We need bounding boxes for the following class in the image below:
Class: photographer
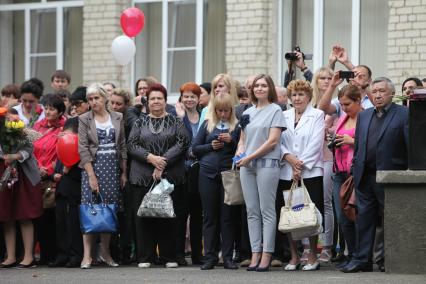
[283,47,313,88]
[319,45,374,116]
[329,84,363,269]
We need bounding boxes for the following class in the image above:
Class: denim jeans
[332,172,356,257]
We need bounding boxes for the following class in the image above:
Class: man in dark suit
[341,77,409,273]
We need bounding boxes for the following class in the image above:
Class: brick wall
[225,0,277,84]
[82,0,132,88]
[388,0,426,90]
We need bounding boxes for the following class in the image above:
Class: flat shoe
[138,262,151,268]
[80,262,91,269]
[0,262,17,268]
[284,262,301,271]
[15,261,36,269]
[302,261,320,271]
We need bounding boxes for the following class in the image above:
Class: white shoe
[302,261,320,271]
[138,262,151,268]
[165,262,178,268]
[284,262,301,271]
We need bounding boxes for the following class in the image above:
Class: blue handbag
[79,191,118,234]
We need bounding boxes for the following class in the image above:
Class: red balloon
[120,7,145,37]
[56,133,80,167]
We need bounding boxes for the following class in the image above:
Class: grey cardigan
[78,110,127,169]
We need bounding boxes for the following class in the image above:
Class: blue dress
[81,128,121,208]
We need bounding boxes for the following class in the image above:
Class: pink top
[323,114,338,162]
[334,115,355,174]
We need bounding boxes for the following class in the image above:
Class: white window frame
[0,1,83,80]
[277,0,361,84]
[133,0,203,94]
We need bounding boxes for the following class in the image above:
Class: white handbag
[278,179,319,234]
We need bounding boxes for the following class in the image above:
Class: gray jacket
[78,110,127,169]
[0,141,41,186]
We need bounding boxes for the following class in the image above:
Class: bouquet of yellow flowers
[0,107,28,191]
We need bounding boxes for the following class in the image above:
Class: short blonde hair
[206,94,238,133]
[86,83,108,100]
[286,80,313,101]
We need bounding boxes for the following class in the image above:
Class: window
[0,1,83,92]
[134,0,225,98]
[277,0,388,83]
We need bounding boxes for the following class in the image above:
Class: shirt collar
[374,102,392,117]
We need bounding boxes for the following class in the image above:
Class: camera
[327,134,341,150]
[339,70,355,80]
[285,46,313,61]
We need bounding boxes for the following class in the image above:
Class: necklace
[148,116,165,134]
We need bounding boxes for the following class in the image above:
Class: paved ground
[1,265,425,284]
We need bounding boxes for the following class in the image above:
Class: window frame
[0,1,84,80]
[276,0,361,85]
[133,0,204,95]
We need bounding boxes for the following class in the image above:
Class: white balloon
[111,35,136,66]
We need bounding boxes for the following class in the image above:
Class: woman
[327,75,363,269]
[33,94,66,265]
[192,94,241,270]
[78,83,127,269]
[110,88,132,114]
[134,77,157,110]
[13,79,45,127]
[127,83,190,269]
[279,79,325,271]
[236,74,286,272]
[198,74,238,129]
[174,82,203,266]
[198,82,211,110]
[0,108,43,268]
[302,67,336,264]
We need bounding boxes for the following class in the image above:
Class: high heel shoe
[80,262,91,269]
[284,262,301,271]
[256,261,271,272]
[246,261,260,271]
[99,255,119,267]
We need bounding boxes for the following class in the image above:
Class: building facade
[0,0,424,97]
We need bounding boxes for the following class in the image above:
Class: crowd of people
[0,45,412,273]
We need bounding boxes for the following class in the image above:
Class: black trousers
[110,184,134,262]
[198,170,240,263]
[130,184,183,264]
[55,196,83,264]
[35,208,57,263]
[353,174,384,264]
[238,205,252,260]
[175,165,202,262]
[274,185,291,261]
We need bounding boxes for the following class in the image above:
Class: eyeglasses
[71,100,85,107]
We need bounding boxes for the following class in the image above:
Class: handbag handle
[148,180,158,193]
[89,190,107,206]
[231,162,237,171]
[285,179,312,207]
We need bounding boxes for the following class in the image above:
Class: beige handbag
[221,164,244,205]
[278,179,318,234]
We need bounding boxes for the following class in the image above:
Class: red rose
[0,107,7,117]
[35,105,43,115]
